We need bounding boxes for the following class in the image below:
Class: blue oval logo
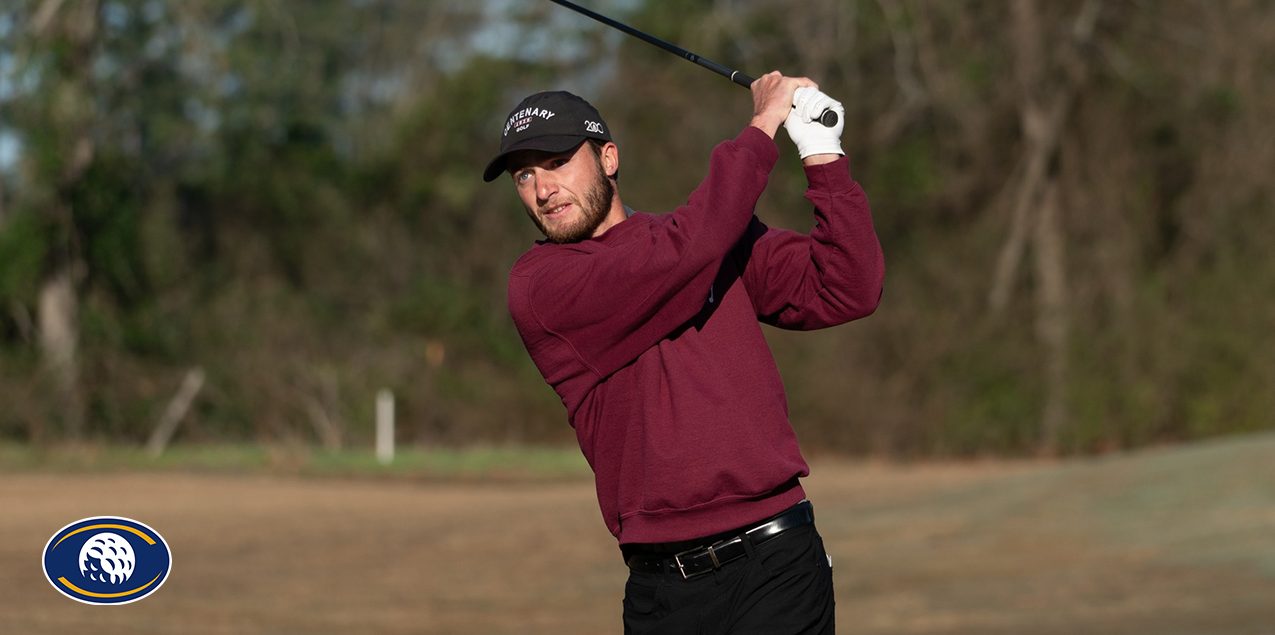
[42,516,172,605]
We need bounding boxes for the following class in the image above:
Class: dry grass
[2,433,1273,634]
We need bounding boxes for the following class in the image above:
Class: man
[483,72,884,634]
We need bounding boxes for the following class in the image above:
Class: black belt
[624,501,814,579]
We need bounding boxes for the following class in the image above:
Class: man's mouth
[542,203,571,219]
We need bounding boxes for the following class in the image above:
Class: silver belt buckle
[673,543,723,580]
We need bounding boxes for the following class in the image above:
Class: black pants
[621,522,835,634]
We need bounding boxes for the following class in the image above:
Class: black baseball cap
[482,90,612,182]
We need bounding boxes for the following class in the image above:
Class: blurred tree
[988,0,1103,454]
[23,0,102,441]
[0,0,1271,455]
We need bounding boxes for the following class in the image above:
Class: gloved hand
[783,87,846,159]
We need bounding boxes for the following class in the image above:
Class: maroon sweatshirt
[507,126,884,545]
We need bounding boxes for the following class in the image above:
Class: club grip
[790,106,840,128]
[736,71,838,127]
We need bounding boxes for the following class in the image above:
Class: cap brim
[482,135,590,182]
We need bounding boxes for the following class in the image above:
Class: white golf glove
[783,87,845,159]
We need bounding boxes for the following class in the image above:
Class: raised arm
[509,73,844,382]
[736,158,884,330]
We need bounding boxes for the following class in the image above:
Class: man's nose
[536,171,560,202]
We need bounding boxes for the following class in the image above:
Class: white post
[375,389,394,465]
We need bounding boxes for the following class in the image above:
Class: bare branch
[989,0,1105,313]
[871,0,929,144]
[148,368,207,457]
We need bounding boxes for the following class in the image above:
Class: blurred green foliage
[0,0,1272,456]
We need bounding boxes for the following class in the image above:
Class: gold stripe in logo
[53,524,156,550]
[58,573,163,598]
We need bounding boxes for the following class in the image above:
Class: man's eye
[517,172,531,183]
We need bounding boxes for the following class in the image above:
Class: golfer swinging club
[484,71,884,633]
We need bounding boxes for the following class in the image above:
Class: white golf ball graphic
[79,533,136,584]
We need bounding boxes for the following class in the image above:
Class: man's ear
[602,142,619,178]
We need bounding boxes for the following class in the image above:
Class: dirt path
[3,436,1274,634]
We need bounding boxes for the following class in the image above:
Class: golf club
[546,0,839,128]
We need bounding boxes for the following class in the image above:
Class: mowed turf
[2,434,1273,634]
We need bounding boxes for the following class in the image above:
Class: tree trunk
[1033,182,1068,453]
[996,0,1100,453]
[38,268,84,439]
[31,0,100,442]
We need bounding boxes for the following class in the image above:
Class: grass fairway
[2,434,1273,634]
[814,432,1275,634]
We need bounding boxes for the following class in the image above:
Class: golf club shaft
[546,0,838,127]
[547,0,754,88]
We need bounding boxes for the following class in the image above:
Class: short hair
[586,138,619,183]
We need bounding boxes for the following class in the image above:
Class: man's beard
[533,154,615,244]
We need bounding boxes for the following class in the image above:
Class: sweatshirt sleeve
[520,126,780,380]
[735,156,884,330]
